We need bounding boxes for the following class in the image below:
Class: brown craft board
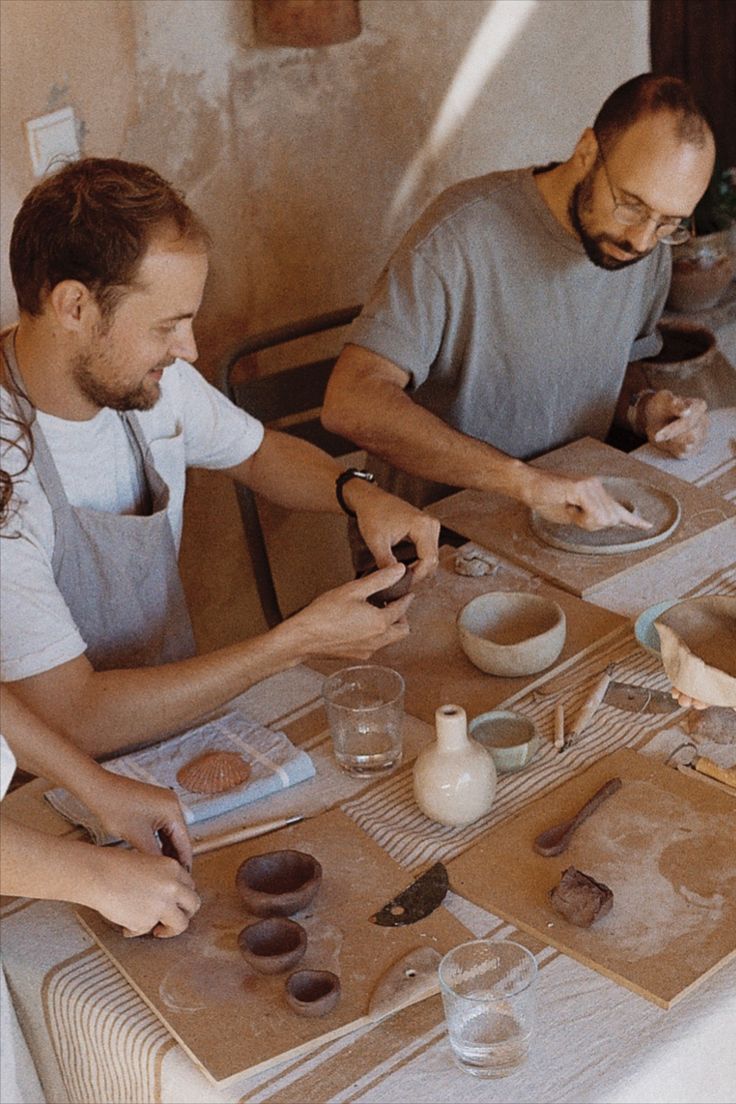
[78,808,471,1087]
[429,437,736,599]
[311,546,626,726]
[447,748,736,1008]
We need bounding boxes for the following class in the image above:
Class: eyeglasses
[596,145,692,245]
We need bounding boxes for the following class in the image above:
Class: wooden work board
[447,748,736,1008]
[78,808,471,1087]
[429,437,736,599]
[311,547,626,727]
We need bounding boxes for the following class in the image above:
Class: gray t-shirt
[348,167,671,506]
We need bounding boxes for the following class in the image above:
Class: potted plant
[667,163,736,312]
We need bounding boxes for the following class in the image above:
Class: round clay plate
[530,477,681,555]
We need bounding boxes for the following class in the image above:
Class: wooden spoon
[533,777,622,856]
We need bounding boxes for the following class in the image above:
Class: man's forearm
[322,346,532,502]
[8,620,312,757]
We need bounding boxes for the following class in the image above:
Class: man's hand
[91,773,193,871]
[640,390,709,458]
[284,565,414,660]
[85,847,201,938]
[343,483,440,582]
[524,469,652,531]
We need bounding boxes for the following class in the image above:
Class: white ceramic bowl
[457,592,566,677]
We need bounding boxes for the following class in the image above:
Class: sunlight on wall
[388,0,538,227]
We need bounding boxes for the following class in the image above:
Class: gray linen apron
[2,331,196,669]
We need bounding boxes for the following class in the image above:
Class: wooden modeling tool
[533,777,622,856]
[192,815,304,856]
[666,742,736,796]
[553,701,566,750]
[565,666,613,745]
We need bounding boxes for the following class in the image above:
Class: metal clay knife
[603,680,679,715]
[370,861,449,926]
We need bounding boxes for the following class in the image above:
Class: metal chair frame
[218,304,362,628]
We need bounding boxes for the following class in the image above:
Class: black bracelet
[335,468,376,517]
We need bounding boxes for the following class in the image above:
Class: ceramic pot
[667,229,735,312]
[285,970,341,1017]
[236,850,322,916]
[457,592,566,676]
[413,704,497,827]
[639,320,736,408]
[237,917,308,974]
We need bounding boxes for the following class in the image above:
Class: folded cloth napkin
[44,708,315,844]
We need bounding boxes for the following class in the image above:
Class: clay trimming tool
[665,742,736,794]
[369,862,449,926]
[192,814,305,855]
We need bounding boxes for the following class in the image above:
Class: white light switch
[25,106,81,177]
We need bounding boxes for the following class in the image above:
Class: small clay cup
[236,849,322,916]
[237,917,307,974]
[285,969,341,1017]
[366,564,414,608]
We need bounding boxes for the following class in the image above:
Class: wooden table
[2,418,735,1104]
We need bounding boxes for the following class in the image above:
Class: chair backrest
[218,305,362,628]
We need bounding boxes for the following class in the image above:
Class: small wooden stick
[553,702,566,750]
[693,757,736,790]
[191,815,304,856]
[566,667,612,745]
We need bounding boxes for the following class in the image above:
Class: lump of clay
[176,750,251,794]
[549,866,613,927]
[655,596,736,709]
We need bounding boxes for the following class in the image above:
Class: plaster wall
[0,0,651,647]
[2,0,650,362]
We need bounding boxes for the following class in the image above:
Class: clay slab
[447,748,736,1008]
[430,437,736,599]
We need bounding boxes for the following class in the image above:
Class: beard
[568,170,654,271]
[71,331,168,412]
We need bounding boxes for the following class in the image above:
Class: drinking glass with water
[322,665,404,776]
[439,939,537,1078]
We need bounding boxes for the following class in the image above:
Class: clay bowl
[237,917,307,975]
[469,710,541,774]
[236,849,322,917]
[457,592,566,677]
[285,969,341,1017]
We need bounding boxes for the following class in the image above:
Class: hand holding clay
[91,772,193,871]
[643,390,709,459]
[283,565,414,661]
[525,469,652,532]
[347,482,440,582]
[83,847,201,938]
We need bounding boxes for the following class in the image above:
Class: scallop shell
[176,750,251,795]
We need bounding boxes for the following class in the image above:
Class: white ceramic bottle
[413,704,497,827]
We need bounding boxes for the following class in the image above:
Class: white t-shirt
[0,360,263,682]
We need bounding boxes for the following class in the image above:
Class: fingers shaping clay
[549,866,613,927]
[655,596,736,709]
[530,477,680,555]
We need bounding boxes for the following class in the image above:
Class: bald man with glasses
[322,73,714,535]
